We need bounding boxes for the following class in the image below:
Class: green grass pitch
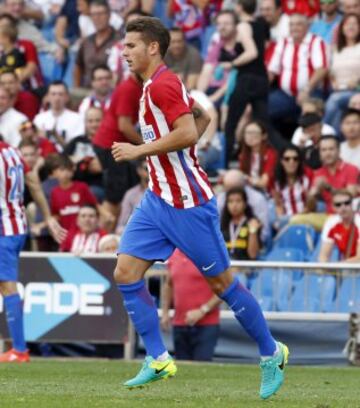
[0,360,359,408]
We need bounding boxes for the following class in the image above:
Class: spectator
[60,204,107,253]
[64,106,104,200]
[34,80,84,150]
[50,153,98,231]
[161,249,221,362]
[0,84,27,146]
[291,98,336,148]
[310,0,342,44]
[164,27,202,91]
[307,135,360,213]
[323,13,360,133]
[342,0,360,15]
[340,109,360,169]
[196,9,239,106]
[116,159,148,234]
[238,120,277,192]
[268,13,329,122]
[18,120,57,158]
[319,189,360,261]
[98,233,119,252]
[271,145,313,230]
[349,92,360,109]
[74,0,120,88]
[92,74,142,223]
[221,187,261,260]
[224,0,270,165]
[260,0,290,42]
[0,70,40,120]
[78,64,113,116]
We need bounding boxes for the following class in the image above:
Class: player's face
[77,208,98,233]
[227,193,246,218]
[123,32,152,75]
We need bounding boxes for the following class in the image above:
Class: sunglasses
[282,156,299,162]
[333,200,352,208]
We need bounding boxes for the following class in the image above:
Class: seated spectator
[0,84,27,146]
[319,189,360,262]
[310,0,342,44]
[340,109,360,169]
[78,64,113,115]
[161,249,221,362]
[19,120,57,158]
[268,13,329,122]
[64,106,104,200]
[217,169,270,243]
[291,98,336,147]
[0,70,40,120]
[34,80,84,150]
[238,120,277,192]
[307,135,360,213]
[74,0,120,88]
[50,153,98,231]
[271,145,313,230]
[98,233,119,253]
[116,158,148,234]
[324,13,360,133]
[60,204,107,254]
[164,27,202,91]
[221,186,261,260]
[349,92,360,110]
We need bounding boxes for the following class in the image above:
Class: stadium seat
[336,275,360,313]
[250,248,305,312]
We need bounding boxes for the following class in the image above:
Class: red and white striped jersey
[268,33,328,96]
[60,227,107,254]
[0,142,29,236]
[139,65,213,209]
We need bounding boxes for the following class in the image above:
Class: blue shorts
[0,234,27,281]
[119,190,230,277]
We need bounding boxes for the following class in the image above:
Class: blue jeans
[173,325,219,361]
[268,89,300,121]
[324,90,356,135]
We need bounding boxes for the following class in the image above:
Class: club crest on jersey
[141,124,156,144]
[71,193,80,203]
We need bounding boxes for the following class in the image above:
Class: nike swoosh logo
[202,262,216,272]
[278,358,285,370]
[155,362,170,375]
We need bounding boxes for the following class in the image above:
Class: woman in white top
[324,13,360,134]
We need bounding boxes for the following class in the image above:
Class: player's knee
[113,262,138,284]
[206,270,234,296]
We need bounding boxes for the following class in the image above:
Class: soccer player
[111,17,289,399]
[0,140,65,362]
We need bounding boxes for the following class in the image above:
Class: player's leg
[0,234,29,363]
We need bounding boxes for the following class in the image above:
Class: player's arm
[117,116,143,145]
[25,171,67,243]
[192,100,211,139]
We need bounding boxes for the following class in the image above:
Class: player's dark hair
[126,17,170,58]
[221,187,255,231]
[216,9,239,25]
[237,0,257,15]
[90,64,111,80]
[319,135,340,148]
[341,108,360,122]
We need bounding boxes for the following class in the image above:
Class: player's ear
[148,41,160,56]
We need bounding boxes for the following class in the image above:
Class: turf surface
[0,360,359,408]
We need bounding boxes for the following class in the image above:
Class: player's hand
[185,309,204,326]
[161,313,171,332]
[112,142,141,162]
[46,216,67,243]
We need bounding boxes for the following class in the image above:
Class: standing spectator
[164,28,202,91]
[238,121,277,193]
[272,145,313,230]
[307,136,360,212]
[116,159,148,234]
[268,13,329,122]
[60,204,107,253]
[92,75,142,223]
[310,0,342,44]
[0,85,27,146]
[221,187,261,260]
[340,109,360,169]
[323,13,360,133]
[0,70,40,120]
[78,65,113,116]
[224,0,270,165]
[319,189,360,262]
[74,0,120,88]
[18,120,57,158]
[34,80,84,150]
[161,249,221,362]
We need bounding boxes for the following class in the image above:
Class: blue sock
[220,280,276,356]
[118,280,167,359]
[4,294,26,352]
